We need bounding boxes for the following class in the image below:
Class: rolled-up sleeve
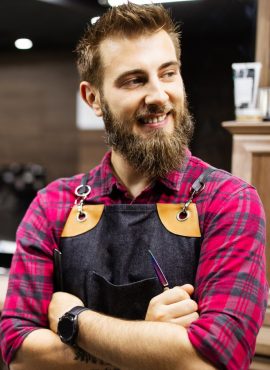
[188,185,268,369]
[0,185,66,365]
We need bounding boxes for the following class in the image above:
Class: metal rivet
[76,211,88,223]
[176,209,190,222]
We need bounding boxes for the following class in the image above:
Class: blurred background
[0,0,258,243]
[1,2,270,368]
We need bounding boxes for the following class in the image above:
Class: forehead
[99,30,178,80]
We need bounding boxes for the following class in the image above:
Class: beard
[101,97,194,179]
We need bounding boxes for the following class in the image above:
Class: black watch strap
[68,306,89,317]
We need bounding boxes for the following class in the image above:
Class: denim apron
[59,169,213,320]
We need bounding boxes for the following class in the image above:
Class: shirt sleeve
[0,192,58,365]
[187,183,269,370]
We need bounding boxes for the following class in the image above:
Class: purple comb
[148,249,169,290]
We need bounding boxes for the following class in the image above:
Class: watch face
[58,315,76,343]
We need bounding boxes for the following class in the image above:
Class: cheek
[172,90,185,113]
[115,100,140,122]
[172,78,185,102]
[108,86,143,113]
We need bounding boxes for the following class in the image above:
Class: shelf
[222,121,270,134]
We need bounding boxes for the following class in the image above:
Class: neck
[111,150,151,198]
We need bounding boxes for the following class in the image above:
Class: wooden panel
[0,275,8,311]
[251,356,270,370]
[230,134,270,183]
[264,304,270,327]
[256,0,270,87]
[255,326,270,356]
[252,153,270,280]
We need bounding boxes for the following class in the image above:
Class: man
[0,3,268,370]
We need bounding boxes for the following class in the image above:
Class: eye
[122,76,146,88]
[161,70,177,80]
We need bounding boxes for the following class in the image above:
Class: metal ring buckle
[76,211,88,223]
[176,209,190,222]
[75,184,91,197]
[190,182,205,196]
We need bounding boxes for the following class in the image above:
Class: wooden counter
[0,274,8,311]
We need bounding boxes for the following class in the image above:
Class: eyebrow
[114,60,180,86]
[159,61,180,70]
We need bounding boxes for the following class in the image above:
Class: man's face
[97,30,193,177]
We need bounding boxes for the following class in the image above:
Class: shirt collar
[97,149,191,196]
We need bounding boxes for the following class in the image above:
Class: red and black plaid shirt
[0,150,268,369]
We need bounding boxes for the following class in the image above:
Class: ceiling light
[91,16,100,24]
[14,38,33,50]
[108,0,199,5]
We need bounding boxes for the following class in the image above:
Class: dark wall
[0,52,78,182]
[168,0,257,171]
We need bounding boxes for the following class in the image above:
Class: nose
[144,79,169,106]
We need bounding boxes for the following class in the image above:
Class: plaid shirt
[0,150,268,369]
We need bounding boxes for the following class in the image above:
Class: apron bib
[59,169,213,320]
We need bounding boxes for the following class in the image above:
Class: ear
[80,81,102,117]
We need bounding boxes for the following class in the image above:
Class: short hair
[76,2,181,88]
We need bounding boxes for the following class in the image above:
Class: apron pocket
[85,271,162,320]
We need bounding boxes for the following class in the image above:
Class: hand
[145,284,199,328]
[48,291,84,333]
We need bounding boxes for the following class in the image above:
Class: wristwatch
[57,306,89,346]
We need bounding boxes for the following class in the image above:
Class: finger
[180,284,194,296]
[164,299,198,319]
[171,312,199,328]
[146,296,198,323]
[154,286,192,305]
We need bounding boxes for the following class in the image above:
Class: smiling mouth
[138,112,170,126]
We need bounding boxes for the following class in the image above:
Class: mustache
[136,104,174,119]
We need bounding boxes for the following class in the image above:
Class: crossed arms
[10,286,215,370]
